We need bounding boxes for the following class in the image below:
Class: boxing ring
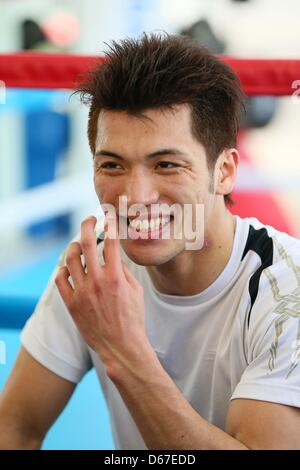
[1,52,300,330]
[0,51,300,450]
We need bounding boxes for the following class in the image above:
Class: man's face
[93,104,216,266]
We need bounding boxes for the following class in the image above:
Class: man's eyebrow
[94,150,126,160]
[94,148,188,160]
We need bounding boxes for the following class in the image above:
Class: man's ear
[214,149,240,196]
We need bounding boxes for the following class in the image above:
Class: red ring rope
[0,53,103,90]
[0,52,300,95]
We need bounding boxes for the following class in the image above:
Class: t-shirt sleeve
[20,241,93,384]
[231,260,300,408]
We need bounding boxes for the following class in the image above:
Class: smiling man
[1,34,300,450]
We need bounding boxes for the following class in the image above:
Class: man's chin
[120,239,183,266]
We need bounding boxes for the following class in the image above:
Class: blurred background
[0,0,300,449]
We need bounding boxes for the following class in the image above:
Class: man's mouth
[124,214,174,239]
[127,215,171,232]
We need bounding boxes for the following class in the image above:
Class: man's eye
[157,162,179,169]
[99,162,122,169]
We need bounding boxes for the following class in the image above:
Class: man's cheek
[94,185,110,203]
[97,184,120,203]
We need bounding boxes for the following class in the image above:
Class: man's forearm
[108,347,248,450]
[0,401,42,450]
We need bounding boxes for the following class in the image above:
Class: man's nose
[125,169,159,207]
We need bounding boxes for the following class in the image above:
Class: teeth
[129,217,170,232]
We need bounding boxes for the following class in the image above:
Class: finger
[80,216,102,278]
[121,259,138,286]
[55,266,74,306]
[65,241,85,287]
[103,212,124,278]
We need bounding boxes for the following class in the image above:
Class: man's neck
[146,208,237,297]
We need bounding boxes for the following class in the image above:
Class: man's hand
[55,214,149,376]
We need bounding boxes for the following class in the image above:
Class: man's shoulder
[239,215,300,265]
[235,216,300,328]
[238,217,300,338]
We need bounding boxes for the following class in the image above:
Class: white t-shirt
[21,215,300,450]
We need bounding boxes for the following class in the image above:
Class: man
[1,34,300,450]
